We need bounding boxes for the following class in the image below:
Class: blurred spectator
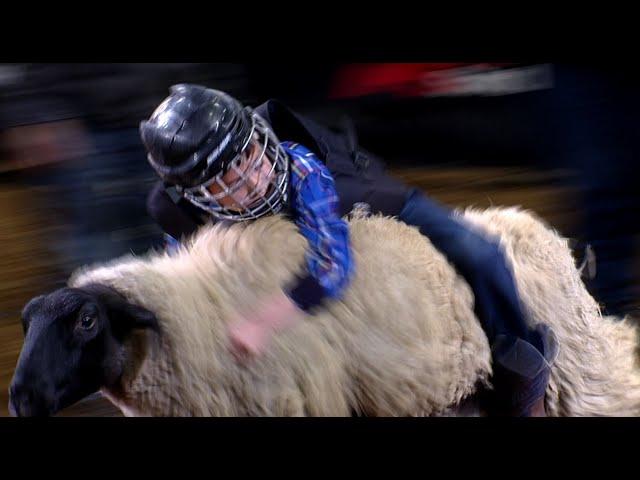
[0,63,250,271]
[546,65,640,317]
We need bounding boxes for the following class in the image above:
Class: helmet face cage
[178,110,290,222]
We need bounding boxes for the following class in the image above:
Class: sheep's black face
[9,284,158,417]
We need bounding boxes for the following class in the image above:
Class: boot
[488,324,559,417]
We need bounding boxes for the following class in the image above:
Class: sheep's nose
[9,379,51,417]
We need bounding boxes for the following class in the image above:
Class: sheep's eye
[80,315,96,330]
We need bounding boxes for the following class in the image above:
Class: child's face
[207,141,275,212]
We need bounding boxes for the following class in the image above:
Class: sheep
[10,208,640,416]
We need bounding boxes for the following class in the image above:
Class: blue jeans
[398,189,535,350]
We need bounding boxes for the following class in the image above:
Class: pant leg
[397,188,561,415]
[397,188,533,347]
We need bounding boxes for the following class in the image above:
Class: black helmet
[141,84,290,221]
[140,84,253,188]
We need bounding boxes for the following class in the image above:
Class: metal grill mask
[178,110,290,222]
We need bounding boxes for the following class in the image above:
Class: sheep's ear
[108,299,161,339]
[118,303,160,333]
[82,284,160,336]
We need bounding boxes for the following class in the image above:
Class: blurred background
[1,63,638,416]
